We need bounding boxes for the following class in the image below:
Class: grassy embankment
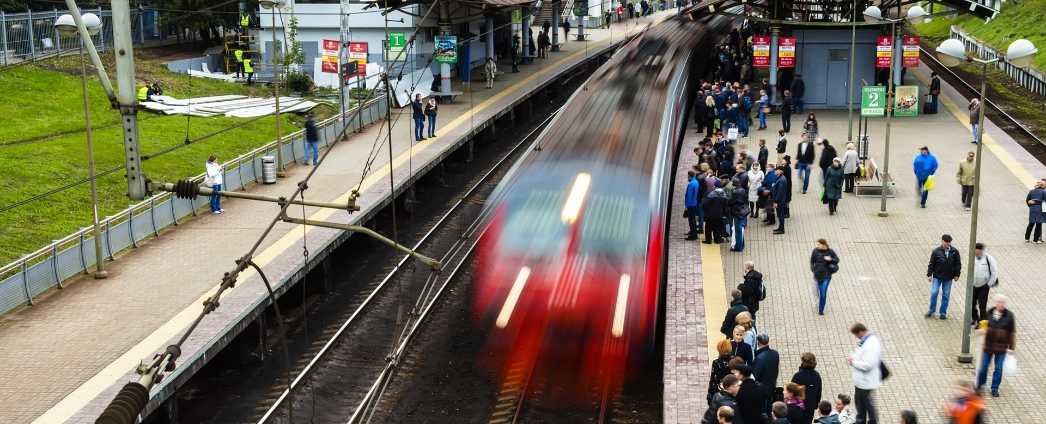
[912,0,1046,138]
[0,52,334,265]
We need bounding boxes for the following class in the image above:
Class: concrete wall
[791,29,879,108]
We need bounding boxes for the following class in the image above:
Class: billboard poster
[321,39,339,74]
[778,36,796,68]
[347,41,368,77]
[752,35,770,68]
[902,35,920,68]
[876,36,893,68]
[894,85,920,117]
[434,36,458,64]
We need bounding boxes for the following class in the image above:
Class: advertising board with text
[876,36,892,68]
[894,85,919,117]
[434,36,458,64]
[385,32,407,62]
[778,36,796,68]
[347,41,368,77]
[752,35,770,68]
[902,35,920,68]
[321,39,339,74]
[861,86,887,116]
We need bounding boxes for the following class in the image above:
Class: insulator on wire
[172,180,202,199]
[95,382,149,424]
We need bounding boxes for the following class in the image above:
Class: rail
[948,26,1046,97]
[0,95,388,316]
[0,7,170,69]
[919,45,1045,148]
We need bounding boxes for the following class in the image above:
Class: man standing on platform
[796,136,815,194]
[412,93,426,141]
[926,234,961,320]
[771,167,790,235]
[927,72,941,114]
[957,151,976,211]
[685,170,703,240]
[791,74,806,114]
[847,323,882,424]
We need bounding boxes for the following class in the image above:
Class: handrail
[0,95,385,287]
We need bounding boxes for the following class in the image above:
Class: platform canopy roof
[684,0,998,24]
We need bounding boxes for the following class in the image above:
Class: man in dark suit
[928,72,941,114]
[733,364,772,424]
[757,138,770,172]
[720,289,749,338]
[752,334,780,390]
[791,74,806,113]
[771,168,790,234]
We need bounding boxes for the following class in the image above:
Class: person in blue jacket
[685,170,704,240]
[913,146,939,208]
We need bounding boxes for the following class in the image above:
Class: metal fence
[950,25,1046,97]
[0,96,389,315]
[0,7,164,67]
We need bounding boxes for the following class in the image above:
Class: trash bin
[261,155,277,184]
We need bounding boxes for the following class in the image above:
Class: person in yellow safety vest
[243,58,254,85]
[240,13,250,30]
[234,49,244,78]
[137,84,151,102]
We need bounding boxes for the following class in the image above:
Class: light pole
[260,0,286,177]
[936,37,1037,363]
[863,5,926,217]
[55,12,107,279]
[846,0,856,143]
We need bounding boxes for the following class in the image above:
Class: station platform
[0,12,679,424]
[666,64,1046,421]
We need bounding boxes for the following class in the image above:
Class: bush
[349,87,373,100]
[284,71,313,94]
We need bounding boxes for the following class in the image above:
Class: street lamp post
[863,5,926,217]
[936,37,1037,362]
[56,13,107,279]
[260,0,286,177]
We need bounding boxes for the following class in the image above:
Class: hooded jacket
[913,153,939,180]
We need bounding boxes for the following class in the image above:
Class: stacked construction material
[140,95,317,118]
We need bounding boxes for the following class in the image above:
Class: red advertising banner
[321,39,339,74]
[752,35,770,68]
[876,36,893,68]
[778,36,796,68]
[347,41,368,77]
[902,35,920,68]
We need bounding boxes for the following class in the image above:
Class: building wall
[791,29,879,108]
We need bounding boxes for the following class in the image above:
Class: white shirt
[973,253,998,287]
[205,161,224,186]
[850,333,882,390]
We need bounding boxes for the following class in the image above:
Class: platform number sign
[861,86,887,116]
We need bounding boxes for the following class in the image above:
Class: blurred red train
[471,17,722,398]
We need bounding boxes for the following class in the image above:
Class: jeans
[414,116,425,140]
[306,141,319,165]
[793,95,803,113]
[797,162,812,193]
[816,278,831,314]
[757,109,767,129]
[916,176,929,206]
[738,115,749,137]
[929,95,939,113]
[976,351,1006,393]
[427,115,437,137]
[854,388,878,424]
[732,217,746,250]
[972,284,990,324]
[961,185,974,207]
[686,206,699,237]
[972,122,981,143]
[210,184,222,212]
[928,278,953,316]
[1027,222,1044,242]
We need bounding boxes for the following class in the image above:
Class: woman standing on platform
[809,239,839,316]
[1026,180,1045,243]
[425,97,438,138]
[803,112,819,141]
[747,162,764,218]
[757,89,769,130]
[824,158,844,215]
[708,339,734,402]
[842,142,859,193]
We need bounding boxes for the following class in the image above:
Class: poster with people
[894,85,920,117]
[434,36,458,64]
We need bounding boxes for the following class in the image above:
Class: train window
[501,190,568,252]
[579,194,647,255]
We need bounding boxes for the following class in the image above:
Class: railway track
[252,107,561,424]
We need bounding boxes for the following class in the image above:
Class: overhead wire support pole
[110,0,147,200]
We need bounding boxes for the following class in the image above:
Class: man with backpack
[738,261,765,320]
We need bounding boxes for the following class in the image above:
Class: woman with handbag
[809,238,840,316]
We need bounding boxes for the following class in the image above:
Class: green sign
[894,85,920,117]
[511,9,522,24]
[861,86,887,116]
[574,0,588,16]
[385,31,407,61]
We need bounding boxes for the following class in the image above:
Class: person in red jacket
[945,381,984,424]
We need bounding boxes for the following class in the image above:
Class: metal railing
[0,96,389,316]
[1,7,164,68]
[949,25,1046,97]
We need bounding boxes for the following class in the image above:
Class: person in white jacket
[847,322,881,424]
[971,242,999,326]
[747,162,764,219]
[205,155,225,214]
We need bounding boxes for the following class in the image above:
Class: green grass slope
[0,55,332,265]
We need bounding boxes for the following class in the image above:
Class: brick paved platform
[0,13,677,424]
[697,66,1046,423]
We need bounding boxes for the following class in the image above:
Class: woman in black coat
[708,339,734,402]
[809,238,840,316]
[730,325,754,364]
[817,138,838,185]
[791,352,822,424]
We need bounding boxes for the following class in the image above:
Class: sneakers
[940,314,948,320]
[991,391,1000,397]
[213,209,224,215]
[925,312,933,318]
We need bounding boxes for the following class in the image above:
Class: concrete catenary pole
[552,0,561,51]
[108,0,147,200]
[439,1,452,94]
